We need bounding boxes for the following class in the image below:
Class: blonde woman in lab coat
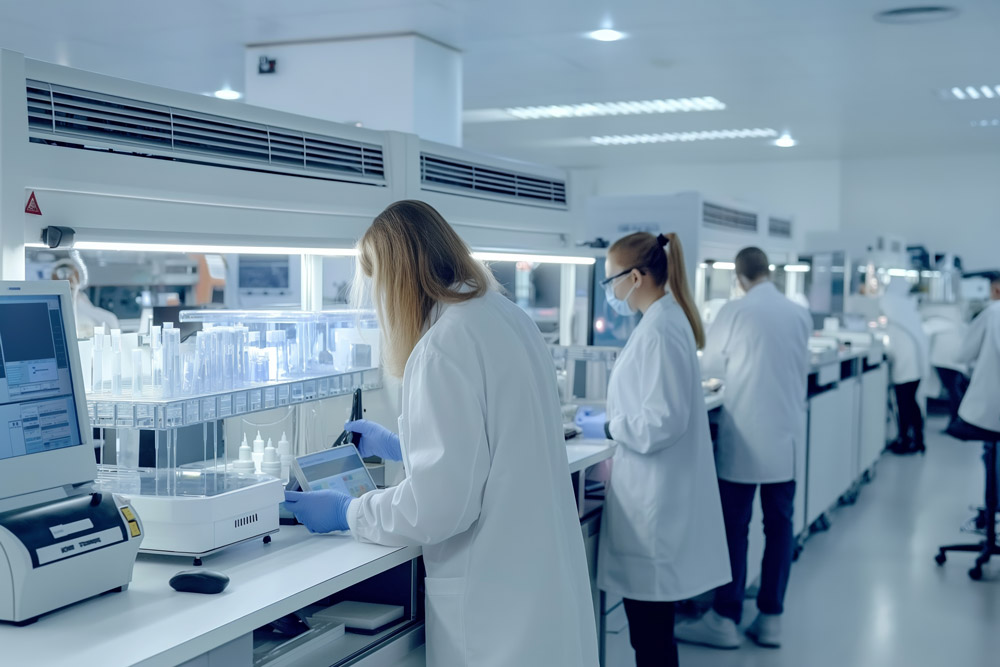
[597,232,731,667]
[282,200,599,667]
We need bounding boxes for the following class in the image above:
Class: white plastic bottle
[252,431,265,474]
[277,432,293,483]
[261,439,281,478]
[232,434,256,473]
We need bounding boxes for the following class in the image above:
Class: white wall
[576,154,1000,273]
[574,159,843,247]
[840,154,1000,273]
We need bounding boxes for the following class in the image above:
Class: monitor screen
[293,445,376,498]
[0,294,84,461]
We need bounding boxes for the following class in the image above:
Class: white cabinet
[859,365,889,474]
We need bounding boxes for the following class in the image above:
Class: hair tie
[657,233,669,248]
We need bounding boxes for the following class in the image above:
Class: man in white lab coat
[676,247,811,650]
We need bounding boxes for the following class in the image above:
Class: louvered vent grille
[768,217,793,238]
[420,153,568,208]
[702,203,758,233]
[26,80,385,185]
[235,513,259,529]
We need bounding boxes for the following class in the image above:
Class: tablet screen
[292,445,377,497]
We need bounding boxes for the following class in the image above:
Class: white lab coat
[348,290,598,667]
[74,292,119,340]
[701,282,812,484]
[598,294,731,602]
[880,279,930,385]
[924,317,968,374]
[957,301,1000,433]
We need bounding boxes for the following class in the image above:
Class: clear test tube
[222,327,235,391]
[196,332,212,394]
[266,330,286,381]
[167,328,182,397]
[93,331,105,395]
[110,329,123,396]
[131,348,144,397]
[150,325,163,395]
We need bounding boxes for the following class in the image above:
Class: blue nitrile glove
[345,419,402,461]
[283,490,352,533]
[575,407,608,440]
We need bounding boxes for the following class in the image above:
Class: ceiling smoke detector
[874,6,959,24]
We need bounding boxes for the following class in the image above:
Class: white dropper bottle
[277,432,293,483]
[261,438,281,478]
[252,431,265,474]
[232,434,255,473]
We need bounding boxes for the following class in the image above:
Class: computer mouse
[169,569,230,594]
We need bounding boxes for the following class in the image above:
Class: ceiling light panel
[504,97,725,120]
[591,128,777,146]
[947,85,1000,100]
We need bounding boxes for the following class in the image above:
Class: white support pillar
[300,255,324,311]
[245,34,462,146]
[0,50,28,279]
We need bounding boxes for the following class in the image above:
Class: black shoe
[889,440,921,455]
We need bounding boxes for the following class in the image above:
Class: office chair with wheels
[936,419,1000,581]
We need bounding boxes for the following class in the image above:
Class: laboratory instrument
[88,309,382,562]
[290,445,377,497]
[0,281,142,624]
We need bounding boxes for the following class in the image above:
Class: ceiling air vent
[702,202,758,233]
[768,217,793,239]
[26,80,385,186]
[420,153,568,209]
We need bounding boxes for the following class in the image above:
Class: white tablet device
[290,444,378,497]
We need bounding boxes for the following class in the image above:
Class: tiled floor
[606,417,1000,667]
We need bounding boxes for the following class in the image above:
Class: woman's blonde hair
[608,231,705,349]
[356,200,496,377]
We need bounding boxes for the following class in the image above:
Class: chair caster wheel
[935,553,947,566]
[969,566,983,581]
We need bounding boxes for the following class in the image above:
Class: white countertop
[1,527,419,667]
[566,440,615,473]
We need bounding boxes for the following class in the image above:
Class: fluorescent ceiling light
[948,85,1000,100]
[971,119,1000,127]
[784,264,811,273]
[886,268,911,277]
[472,251,595,266]
[74,241,357,256]
[711,262,736,270]
[591,128,778,146]
[586,29,626,42]
[213,88,242,101]
[504,97,726,120]
[774,133,797,148]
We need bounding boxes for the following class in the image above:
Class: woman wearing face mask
[597,232,731,667]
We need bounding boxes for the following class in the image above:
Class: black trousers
[936,367,969,424]
[623,599,678,667]
[894,380,924,447]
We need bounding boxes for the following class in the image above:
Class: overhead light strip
[948,85,1000,100]
[73,241,359,256]
[591,128,778,146]
[43,242,595,266]
[503,97,726,120]
[472,251,595,265]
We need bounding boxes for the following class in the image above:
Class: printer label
[36,527,124,566]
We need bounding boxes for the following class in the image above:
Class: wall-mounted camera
[41,226,75,249]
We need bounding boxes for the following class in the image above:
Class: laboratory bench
[0,526,421,667]
[3,441,619,667]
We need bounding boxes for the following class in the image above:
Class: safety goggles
[600,266,643,287]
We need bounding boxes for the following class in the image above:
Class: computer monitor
[0,281,95,501]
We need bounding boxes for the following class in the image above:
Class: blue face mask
[605,275,638,317]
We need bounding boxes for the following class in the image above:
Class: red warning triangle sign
[25,192,41,215]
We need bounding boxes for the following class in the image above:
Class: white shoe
[746,613,782,648]
[674,610,741,650]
